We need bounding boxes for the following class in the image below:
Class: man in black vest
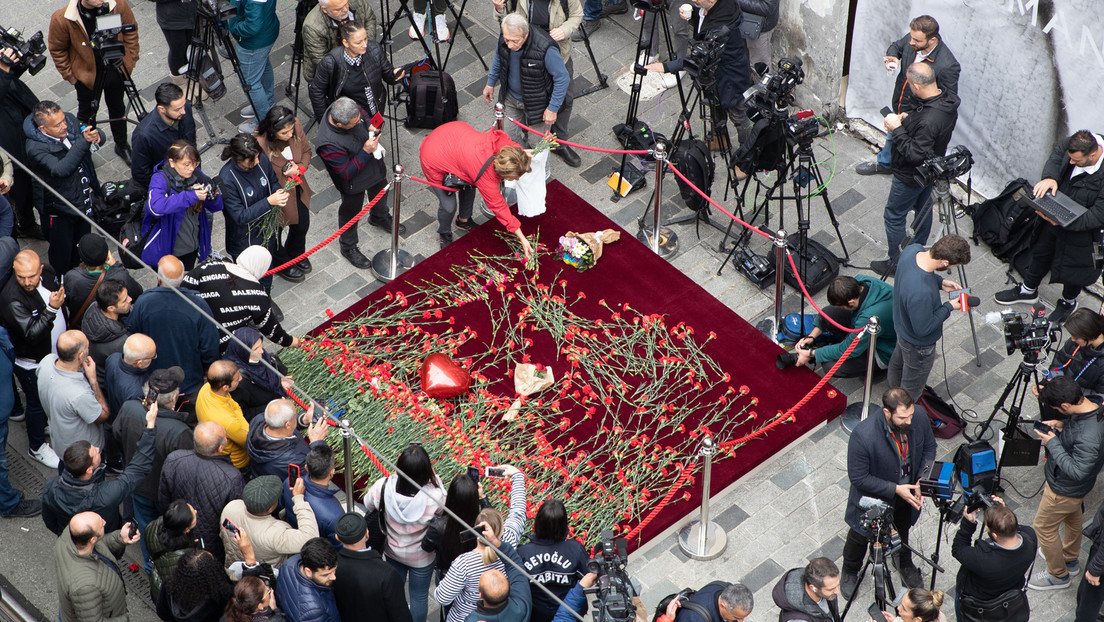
[482,14,574,164]
[995,130,1104,325]
[315,97,403,269]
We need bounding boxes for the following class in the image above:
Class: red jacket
[419,122,520,233]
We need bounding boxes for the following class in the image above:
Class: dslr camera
[192,182,221,197]
[0,25,47,77]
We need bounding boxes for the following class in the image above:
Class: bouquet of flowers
[249,147,307,241]
[558,229,621,271]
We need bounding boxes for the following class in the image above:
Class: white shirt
[1071,133,1104,179]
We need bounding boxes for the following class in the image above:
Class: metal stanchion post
[495,103,505,131]
[372,164,415,282]
[636,143,677,258]
[771,229,787,342]
[841,316,881,434]
[678,437,726,560]
[340,419,355,512]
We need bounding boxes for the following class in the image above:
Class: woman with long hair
[254,106,312,282]
[158,549,236,622]
[517,499,590,622]
[146,500,200,604]
[218,133,287,291]
[433,466,526,622]
[364,444,446,622]
[222,576,285,622]
[143,139,224,269]
[422,472,491,584]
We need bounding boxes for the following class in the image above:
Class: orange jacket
[48,0,140,90]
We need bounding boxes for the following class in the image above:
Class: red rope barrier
[665,161,773,240]
[784,251,864,335]
[509,118,652,155]
[409,175,459,192]
[264,185,391,277]
[623,461,698,541]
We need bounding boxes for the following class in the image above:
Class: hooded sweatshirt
[81,302,131,386]
[772,569,837,622]
[365,474,446,568]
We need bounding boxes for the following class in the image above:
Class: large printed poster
[845,0,1104,198]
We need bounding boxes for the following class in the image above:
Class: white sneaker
[29,444,60,469]
[9,412,24,422]
[409,12,426,39]
[434,14,450,41]
[661,72,678,89]
[239,105,256,119]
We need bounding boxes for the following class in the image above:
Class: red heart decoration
[419,353,471,398]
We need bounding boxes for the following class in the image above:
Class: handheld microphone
[961,294,981,312]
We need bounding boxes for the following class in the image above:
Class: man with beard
[840,387,936,597]
[889,234,971,400]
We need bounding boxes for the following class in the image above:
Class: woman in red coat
[419,121,533,258]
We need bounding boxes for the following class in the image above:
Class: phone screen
[288,464,300,487]
[868,602,885,621]
[485,467,505,478]
[222,518,239,536]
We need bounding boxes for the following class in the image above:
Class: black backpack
[95,180,145,239]
[404,70,459,129]
[652,582,729,622]
[767,233,841,295]
[613,120,666,161]
[671,139,714,213]
[966,178,1040,273]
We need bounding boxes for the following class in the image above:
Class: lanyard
[1054,344,1081,372]
[1075,356,1099,381]
[891,430,909,462]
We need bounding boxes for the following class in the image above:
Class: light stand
[931,176,981,366]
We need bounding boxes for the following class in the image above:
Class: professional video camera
[88,8,137,64]
[629,0,667,12]
[916,145,973,186]
[0,25,47,76]
[584,531,637,622]
[682,27,727,82]
[999,304,1058,363]
[744,57,805,121]
[918,441,998,523]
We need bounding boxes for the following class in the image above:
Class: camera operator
[658,582,753,622]
[1028,376,1104,590]
[841,387,937,596]
[301,0,378,85]
[47,0,139,165]
[995,130,1104,325]
[868,62,959,274]
[642,0,752,144]
[771,557,840,622]
[0,45,43,237]
[1032,309,1104,410]
[856,15,959,177]
[23,100,100,272]
[951,497,1036,621]
[791,275,896,378]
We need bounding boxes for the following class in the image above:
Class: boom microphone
[858,496,890,511]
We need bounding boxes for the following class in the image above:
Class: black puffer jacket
[889,88,959,187]
[1037,134,1104,287]
[0,264,64,362]
[1044,402,1104,498]
[159,448,245,562]
[308,43,396,122]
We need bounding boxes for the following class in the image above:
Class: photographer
[1035,309,1104,405]
[771,557,840,622]
[1028,376,1104,590]
[995,130,1104,325]
[658,582,753,622]
[642,0,752,143]
[143,140,223,269]
[841,387,936,596]
[792,275,896,378]
[0,45,42,237]
[47,0,139,165]
[951,498,1035,621]
[869,62,959,274]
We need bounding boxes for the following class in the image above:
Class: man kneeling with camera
[787,275,896,378]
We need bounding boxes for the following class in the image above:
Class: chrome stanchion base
[840,401,879,434]
[371,248,415,282]
[678,520,727,560]
[636,226,678,259]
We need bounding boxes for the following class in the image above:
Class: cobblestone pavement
[0,1,1095,620]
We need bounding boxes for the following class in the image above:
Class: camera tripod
[86,46,149,135]
[611,0,688,203]
[839,526,942,621]
[186,3,256,153]
[284,0,319,126]
[968,356,1043,492]
[378,0,484,73]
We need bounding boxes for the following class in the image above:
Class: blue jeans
[387,557,435,622]
[0,338,19,514]
[877,133,893,167]
[887,337,937,403]
[236,43,275,120]
[883,177,933,262]
[583,0,602,20]
[12,365,47,452]
[132,494,158,571]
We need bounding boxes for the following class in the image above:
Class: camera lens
[776,352,799,370]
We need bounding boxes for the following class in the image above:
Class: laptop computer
[1014,186,1088,227]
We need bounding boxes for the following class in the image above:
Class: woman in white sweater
[433,466,526,622]
[364,444,446,622]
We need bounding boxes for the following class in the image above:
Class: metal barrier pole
[371,164,415,282]
[495,103,505,131]
[635,143,677,258]
[842,316,881,434]
[772,229,787,341]
[340,419,355,512]
[678,437,726,560]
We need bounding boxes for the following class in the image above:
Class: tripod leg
[442,0,487,70]
[574,9,608,97]
[610,15,655,202]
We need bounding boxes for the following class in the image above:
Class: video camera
[744,57,805,121]
[682,27,727,83]
[0,25,47,77]
[584,531,637,622]
[918,441,998,523]
[999,304,1058,364]
[856,497,901,551]
[916,145,973,186]
[87,8,137,65]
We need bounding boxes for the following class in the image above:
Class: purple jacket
[142,161,224,266]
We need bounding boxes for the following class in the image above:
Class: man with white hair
[104,333,156,417]
[482,14,574,163]
[126,255,220,394]
[246,398,330,480]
